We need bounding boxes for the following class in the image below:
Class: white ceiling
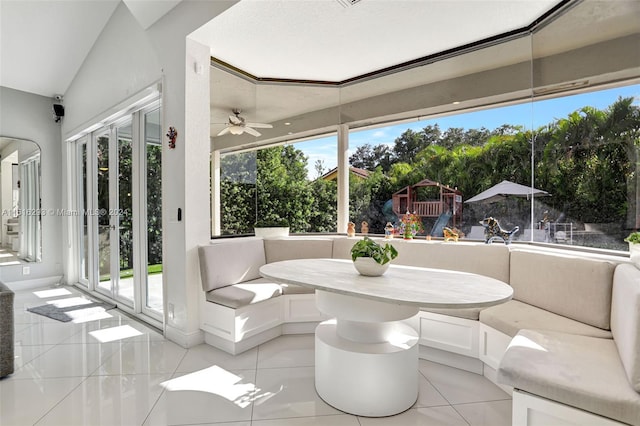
[206,0,640,143]
[190,0,559,82]
[1,0,637,143]
[0,0,560,101]
[0,0,119,97]
[0,0,183,98]
[122,0,182,30]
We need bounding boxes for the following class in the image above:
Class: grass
[100,263,162,281]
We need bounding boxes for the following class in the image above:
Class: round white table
[259,258,513,417]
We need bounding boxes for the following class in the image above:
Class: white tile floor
[2,285,512,426]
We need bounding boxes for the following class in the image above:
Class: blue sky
[296,84,639,179]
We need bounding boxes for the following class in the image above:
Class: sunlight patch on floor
[161,365,274,408]
[89,325,143,342]
[69,307,114,323]
[33,288,72,298]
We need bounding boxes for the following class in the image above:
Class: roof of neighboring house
[393,178,461,196]
[321,167,370,181]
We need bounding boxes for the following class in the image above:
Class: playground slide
[430,211,452,237]
[382,199,398,223]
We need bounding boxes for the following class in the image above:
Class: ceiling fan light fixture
[229,125,244,135]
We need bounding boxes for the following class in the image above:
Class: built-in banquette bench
[198,236,640,426]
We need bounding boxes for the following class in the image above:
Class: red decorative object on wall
[166,126,178,149]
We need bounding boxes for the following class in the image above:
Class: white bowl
[630,243,640,269]
[353,257,390,276]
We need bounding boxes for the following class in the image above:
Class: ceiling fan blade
[243,126,261,137]
[245,122,273,129]
[217,127,231,136]
[229,115,242,125]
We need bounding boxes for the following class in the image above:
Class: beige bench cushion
[498,330,640,426]
[509,249,615,329]
[264,237,334,263]
[199,238,265,292]
[280,283,314,295]
[480,300,612,338]
[612,263,640,392]
[205,279,282,308]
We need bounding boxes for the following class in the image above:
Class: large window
[220,137,338,235]
[213,2,638,254]
[218,84,638,251]
[346,85,639,250]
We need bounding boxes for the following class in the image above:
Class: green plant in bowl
[254,219,290,238]
[625,231,640,269]
[351,237,398,265]
[254,219,289,228]
[624,231,640,245]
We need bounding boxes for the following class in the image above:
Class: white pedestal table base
[314,290,419,417]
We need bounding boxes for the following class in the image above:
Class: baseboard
[3,275,63,291]
[483,364,513,395]
[205,325,283,355]
[165,324,204,348]
[419,345,484,374]
[282,321,320,334]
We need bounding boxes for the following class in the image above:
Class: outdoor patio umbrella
[465,180,550,204]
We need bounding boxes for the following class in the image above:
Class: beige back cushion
[509,249,615,329]
[393,241,511,284]
[198,238,266,292]
[611,263,640,392]
[264,238,334,263]
[332,237,358,260]
[333,238,510,283]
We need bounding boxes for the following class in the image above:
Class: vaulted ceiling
[0,0,183,97]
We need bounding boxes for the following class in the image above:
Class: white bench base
[417,311,479,354]
[512,390,626,426]
[200,292,327,355]
[419,345,484,375]
[479,322,512,370]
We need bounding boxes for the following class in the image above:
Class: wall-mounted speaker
[53,104,64,122]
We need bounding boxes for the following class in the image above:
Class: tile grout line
[30,356,93,425]
[417,368,454,408]
[251,343,261,422]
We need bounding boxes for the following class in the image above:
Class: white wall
[61,0,237,347]
[61,4,160,136]
[0,86,63,285]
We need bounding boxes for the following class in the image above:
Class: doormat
[27,300,117,322]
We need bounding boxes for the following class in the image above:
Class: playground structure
[392,179,463,235]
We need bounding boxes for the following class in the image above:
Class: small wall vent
[336,0,362,8]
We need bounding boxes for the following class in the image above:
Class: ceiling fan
[216,109,273,137]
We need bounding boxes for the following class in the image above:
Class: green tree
[220,152,256,234]
[393,125,441,163]
[256,146,313,232]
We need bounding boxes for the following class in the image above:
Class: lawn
[100,264,162,281]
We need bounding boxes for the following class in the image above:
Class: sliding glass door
[74,101,163,324]
[95,122,136,306]
[78,139,90,287]
[143,107,162,314]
